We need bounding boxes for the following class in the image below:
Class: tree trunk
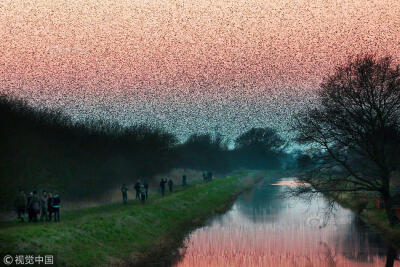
[382,192,400,226]
[385,246,397,267]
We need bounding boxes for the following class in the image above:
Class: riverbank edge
[130,172,265,267]
[327,193,400,249]
[303,175,400,249]
[0,171,264,266]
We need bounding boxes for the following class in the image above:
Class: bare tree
[292,55,400,225]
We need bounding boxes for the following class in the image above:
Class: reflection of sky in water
[176,178,399,267]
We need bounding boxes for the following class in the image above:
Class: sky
[0,0,399,142]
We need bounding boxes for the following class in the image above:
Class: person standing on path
[121,184,128,204]
[26,192,33,222]
[14,189,26,222]
[52,192,61,222]
[134,180,141,199]
[47,193,54,221]
[40,190,49,221]
[140,184,146,204]
[160,178,167,197]
[168,179,174,193]
[182,174,187,187]
[143,180,149,200]
[27,190,40,222]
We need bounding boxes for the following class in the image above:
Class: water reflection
[235,178,285,223]
[175,177,399,267]
[338,217,387,261]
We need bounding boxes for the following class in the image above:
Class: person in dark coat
[143,181,149,200]
[47,193,54,221]
[40,190,49,222]
[27,190,40,222]
[14,189,27,222]
[52,192,61,222]
[160,178,167,196]
[26,192,33,222]
[208,171,213,182]
[140,184,146,204]
[168,179,174,193]
[134,180,141,199]
[121,184,128,204]
[182,175,187,187]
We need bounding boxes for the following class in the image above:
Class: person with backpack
[121,184,128,204]
[52,192,61,222]
[27,190,40,222]
[14,189,27,222]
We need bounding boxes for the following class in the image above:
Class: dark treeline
[175,128,288,173]
[232,127,286,169]
[0,95,177,209]
[175,134,232,173]
[0,94,289,210]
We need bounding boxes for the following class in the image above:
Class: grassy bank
[299,172,400,248]
[331,193,400,248]
[0,171,262,266]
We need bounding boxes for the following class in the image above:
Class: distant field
[0,171,263,266]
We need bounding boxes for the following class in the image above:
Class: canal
[175,176,399,267]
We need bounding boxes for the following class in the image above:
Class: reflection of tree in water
[235,178,287,223]
[320,242,337,267]
[334,216,398,264]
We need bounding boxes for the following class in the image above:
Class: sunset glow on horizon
[1,0,399,140]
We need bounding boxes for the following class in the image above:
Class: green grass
[0,171,262,266]
[323,190,400,248]
[342,195,400,248]
[304,174,400,248]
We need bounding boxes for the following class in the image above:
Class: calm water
[175,177,399,267]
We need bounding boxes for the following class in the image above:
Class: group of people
[14,189,61,222]
[121,180,149,204]
[121,175,188,203]
[13,173,203,223]
[124,173,209,202]
[203,171,213,182]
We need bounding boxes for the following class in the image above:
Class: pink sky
[0,0,399,139]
